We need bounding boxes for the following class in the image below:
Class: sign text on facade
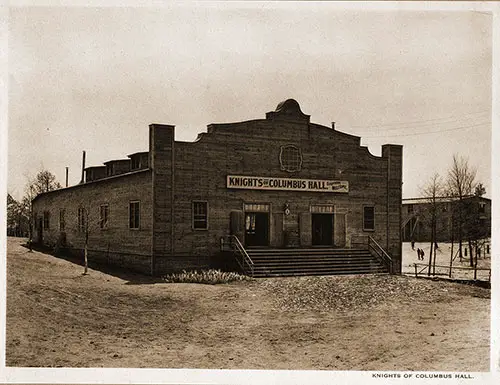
[227,175,349,193]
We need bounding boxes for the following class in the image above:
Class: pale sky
[7,3,493,201]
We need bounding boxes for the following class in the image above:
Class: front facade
[32,99,403,275]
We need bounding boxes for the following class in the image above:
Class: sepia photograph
[1,1,498,384]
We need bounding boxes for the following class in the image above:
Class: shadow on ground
[20,242,163,285]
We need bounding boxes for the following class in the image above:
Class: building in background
[401,196,491,244]
[32,99,403,276]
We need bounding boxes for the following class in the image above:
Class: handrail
[401,213,416,229]
[221,235,254,277]
[368,236,393,274]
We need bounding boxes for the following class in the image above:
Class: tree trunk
[473,253,478,280]
[432,221,437,276]
[84,243,88,275]
[428,215,436,276]
[468,240,473,267]
[449,214,454,278]
[84,209,89,275]
[428,242,433,276]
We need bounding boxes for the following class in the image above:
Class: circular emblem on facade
[279,145,302,172]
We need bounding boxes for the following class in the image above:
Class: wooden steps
[244,248,388,277]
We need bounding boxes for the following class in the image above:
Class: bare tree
[76,201,104,275]
[30,170,62,195]
[23,169,62,249]
[7,194,29,237]
[474,183,486,197]
[446,154,477,267]
[421,173,444,276]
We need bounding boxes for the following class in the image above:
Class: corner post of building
[149,123,175,276]
[382,144,403,274]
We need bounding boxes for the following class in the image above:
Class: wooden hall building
[32,99,403,276]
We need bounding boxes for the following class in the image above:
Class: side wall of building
[32,170,153,274]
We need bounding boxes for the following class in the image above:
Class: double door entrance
[242,210,336,247]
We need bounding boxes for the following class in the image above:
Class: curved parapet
[266,98,310,122]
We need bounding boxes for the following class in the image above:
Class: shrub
[163,269,250,284]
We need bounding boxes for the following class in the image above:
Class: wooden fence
[413,263,491,282]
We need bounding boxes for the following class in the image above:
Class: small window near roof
[131,156,140,170]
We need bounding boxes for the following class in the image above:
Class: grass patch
[163,269,250,284]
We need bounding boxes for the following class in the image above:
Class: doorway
[312,213,334,246]
[245,212,269,247]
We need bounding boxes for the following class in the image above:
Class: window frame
[279,145,302,172]
[100,204,109,230]
[59,208,65,231]
[192,201,209,230]
[243,202,270,213]
[77,207,87,232]
[363,205,375,231]
[129,201,140,230]
[130,156,140,170]
[43,211,50,230]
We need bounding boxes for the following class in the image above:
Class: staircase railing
[368,236,393,274]
[220,235,254,277]
[401,212,417,229]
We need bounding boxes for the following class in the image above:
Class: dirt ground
[6,237,490,371]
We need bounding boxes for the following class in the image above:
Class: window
[407,204,414,214]
[192,201,208,230]
[479,202,486,214]
[59,209,65,231]
[279,145,302,172]
[363,206,375,231]
[106,164,113,176]
[311,205,334,214]
[43,211,50,230]
[129,201,140,229]
[243,203,270,212]
[100,204,109,229]
[131,156,140,170]
[78,207,86,232]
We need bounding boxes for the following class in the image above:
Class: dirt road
[6,237,490,370]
